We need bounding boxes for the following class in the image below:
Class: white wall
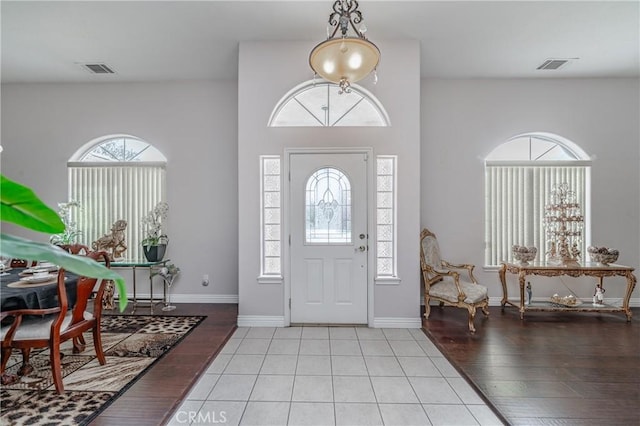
[238,41,422,325]
[421,78,640,302]
[1,80,239,302]
[2,75,637,313]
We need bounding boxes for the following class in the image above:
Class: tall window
[68,135,167,261]
[260,156,282,277]
[305,168,352,244]
[376,156,397,278]
[485,133,591,266]
[269,81,390,127]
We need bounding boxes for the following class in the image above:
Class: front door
[289,152,368,324]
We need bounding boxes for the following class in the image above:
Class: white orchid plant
[141,201,169,246]
[49,200,82,245]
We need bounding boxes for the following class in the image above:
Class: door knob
[357,245,366,252]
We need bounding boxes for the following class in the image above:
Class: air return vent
[82,63,115,74]
[536,59,571,70]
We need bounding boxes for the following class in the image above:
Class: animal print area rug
[0,315,205,425]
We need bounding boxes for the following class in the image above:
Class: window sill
[257,275,283,284]
[375,276,402,285]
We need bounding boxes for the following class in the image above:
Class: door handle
[357,245,367,252]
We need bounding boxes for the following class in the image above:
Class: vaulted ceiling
[2,1,638,83]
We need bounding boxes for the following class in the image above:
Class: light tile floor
[167,327,504,426]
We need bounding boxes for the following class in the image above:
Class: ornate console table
[499,261,637,321]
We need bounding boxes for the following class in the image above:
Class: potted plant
[140,201,169,262]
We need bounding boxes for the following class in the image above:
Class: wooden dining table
[0,267,79,311]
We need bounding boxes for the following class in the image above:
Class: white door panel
[290,153,368,324]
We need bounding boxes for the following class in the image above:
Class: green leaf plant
[1,175,128,312]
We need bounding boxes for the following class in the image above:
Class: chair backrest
[67,250,110,327]
[59,244,91,255]
[86,250,111,268]
[420,228,443,270]
[69,275,102,326]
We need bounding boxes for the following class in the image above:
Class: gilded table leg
[622,271,637,322]
[499,263,508,308]
[519,271,526,320]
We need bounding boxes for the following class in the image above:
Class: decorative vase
[143,244,166,262]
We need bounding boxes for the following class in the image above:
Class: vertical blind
[485,164,589,266]
[69,165,166,261]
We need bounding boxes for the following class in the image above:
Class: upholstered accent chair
[420,228,489,333]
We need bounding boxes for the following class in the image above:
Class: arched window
[68,135,167,261]
[269,80,390,127]
[485,132,591,266]
[71,135,166,162]
[305,168,352,244]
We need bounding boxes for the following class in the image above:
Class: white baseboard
[237,315,286,327]
[372,317,422,328]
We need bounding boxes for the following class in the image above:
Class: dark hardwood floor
[90,303,237,426]
[90,303,639,426]
[422,305,640,425]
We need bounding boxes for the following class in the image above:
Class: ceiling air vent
[83,63,115,74]
[536,59,571,70]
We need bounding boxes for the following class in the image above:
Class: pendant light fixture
[309,0,380,94]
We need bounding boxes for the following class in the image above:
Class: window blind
[69,165,166,261]
[485,165,589,266]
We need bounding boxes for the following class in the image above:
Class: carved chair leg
[73,335,86,354]
[49,340,64,394]
[18,348,33,376]
[424,295,432,319]
[481,303,490,316]
[0,346,19,385]
[0,346,11,373]
[467,306,477,333]
[92,324,106,365]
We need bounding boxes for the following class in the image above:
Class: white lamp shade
[309,37,380,85]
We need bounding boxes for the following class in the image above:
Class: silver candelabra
[544,183,584,265]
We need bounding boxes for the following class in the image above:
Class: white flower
[141,202,169,246]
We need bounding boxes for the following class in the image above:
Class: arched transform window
[269,81,390,127]
[68,135,167,261]
[73,136,165,162]
[306,168,352,244]
[485,132,591,266]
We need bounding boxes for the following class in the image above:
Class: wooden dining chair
[0,255,110,393]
